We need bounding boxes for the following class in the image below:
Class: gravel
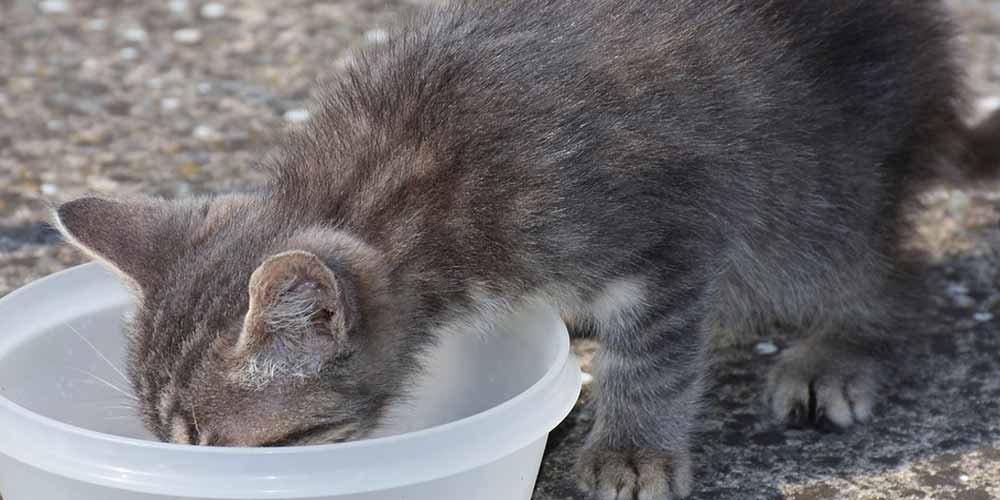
[1,1,999,498]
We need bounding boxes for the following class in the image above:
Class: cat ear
[238,251,354,359]
[53,196,194,289]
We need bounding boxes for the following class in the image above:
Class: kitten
[54,0,998,498]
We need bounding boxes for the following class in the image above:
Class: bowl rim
[0,262,582,497]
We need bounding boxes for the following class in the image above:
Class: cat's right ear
[53,196,198,289]
[236,250,355,362]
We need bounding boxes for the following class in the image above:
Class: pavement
[1,1,999,498]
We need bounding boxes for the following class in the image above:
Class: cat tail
[959,108,1000,180]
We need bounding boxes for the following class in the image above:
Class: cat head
[54,194,414,446]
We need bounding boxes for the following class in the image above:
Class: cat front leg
[574,280,709,500]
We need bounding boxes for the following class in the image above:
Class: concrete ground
[1,1,999,498]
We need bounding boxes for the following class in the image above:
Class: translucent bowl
[0,263,581,500]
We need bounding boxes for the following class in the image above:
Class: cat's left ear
[53,196,204,289]
[237,250,355,359]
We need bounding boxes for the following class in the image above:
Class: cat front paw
[575,446,693,500]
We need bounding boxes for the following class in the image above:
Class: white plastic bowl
[0,263,581,499]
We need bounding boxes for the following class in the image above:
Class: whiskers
[68,372,141,423]
[70,367,138,402]
[99,402,141,421]
[62,320,131,387]
[63,320,138,409]
[49,321,144,427]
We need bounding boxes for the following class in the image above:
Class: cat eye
[260,421,352,447]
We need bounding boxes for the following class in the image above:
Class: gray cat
[53,0,999,498]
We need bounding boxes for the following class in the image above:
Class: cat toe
[765,342,882,431]
[576,447,692,500]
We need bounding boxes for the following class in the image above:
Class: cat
[53,0,999,498]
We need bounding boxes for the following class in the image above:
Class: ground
[1,1,999,499]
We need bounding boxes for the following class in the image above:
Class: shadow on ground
[535,217,1000,500]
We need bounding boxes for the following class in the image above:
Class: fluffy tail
[959,108,1000,180]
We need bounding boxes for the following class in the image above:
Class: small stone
[283,108,311,123]
[159,142,182,155]
[200,2,226,19]
[71,128,110,146]
[168,0,189,14]
[119,47,139,60]
[87,176,119,192]
[64,155,87,169]
[160,98,180,112]
[47,120,65,131]
[754,341,779,356]
[236,6,268,26]
[39,0,70,14]
[945,282,969,297]
[196,82,213,94]
[364,29,388,43]
[218,96,246,111]
[954,295,976,309]
[40,183,58,195]
[178,161,202,177]
[192,125,220,142]
[973,312,993,322]
[10,77,34,92]
[946,282,974,307]
[959,474,970,483]
[81,58,101,72]
[122,27,148,43]
[580,372,594,386]
[85,18,107,31]
[173,28,202,45]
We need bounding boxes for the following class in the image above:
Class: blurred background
[0,0,440,294]
[1,1,999,499]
